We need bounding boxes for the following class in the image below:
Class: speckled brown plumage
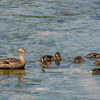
[90,68,100,74]
[40,61,50,68]
[40,52,61,62]
[0,47,28,69]
[94,60,100,65]
[72,56,84,63]
[86,53,100,58]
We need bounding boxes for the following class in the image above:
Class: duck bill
[24,51,29,54]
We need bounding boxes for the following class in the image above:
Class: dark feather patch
[6,62,10,64]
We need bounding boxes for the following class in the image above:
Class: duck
[90,68,100,74]
[86,53,100,58]
[0,47,28,69]
[72,56,84,63]
[94,60,100,65]
[40,52,61,62]
[40,61,50,68]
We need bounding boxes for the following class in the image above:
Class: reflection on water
[42,68,46,73]
[55,60,60,65]
[0,69,25,83]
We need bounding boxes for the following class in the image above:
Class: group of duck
[72,53,100,74]
[0,47,100,74]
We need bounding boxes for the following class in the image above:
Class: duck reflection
[55,60,60,65]
[0,69,25,83]
[41,68,46,72]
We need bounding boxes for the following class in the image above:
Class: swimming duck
[72,56,84,63]
[0,47,28,69]
[40,61,50,68]
[40,52,61,62]
[90,68,100,74]
[94,60,100,65]
[86,53,100,58]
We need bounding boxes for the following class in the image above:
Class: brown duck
[94,60,100,65]
[72,56,84,63]
[40,52,61,62]
[40,61,50,68]
[86,53,100,58]
[0,47,28,69]
[90,68,100,74]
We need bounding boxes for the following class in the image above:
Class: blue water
[0,0,100,100]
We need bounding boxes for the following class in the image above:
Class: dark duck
[90,68,100,74]
[40,61,50,68]
[94,60,100,65]
[40,52,61,62]
[86,53,100,58]
[72,56,84,63]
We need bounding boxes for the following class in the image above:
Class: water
[0,0,100,99]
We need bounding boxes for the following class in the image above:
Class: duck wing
[0,58,24,69]
[0,58,20,64]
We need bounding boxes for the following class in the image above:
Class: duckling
[40,61,50,68]
[94,60,100,65]
[90,68,100,74]
[40,52,61,62]
[72,56,84,63]
[86,53,100,58]
[0,47,28,69]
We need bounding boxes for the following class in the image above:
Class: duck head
[55,52,61,61]
[18,47,28,54]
